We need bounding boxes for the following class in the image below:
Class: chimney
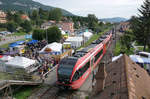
[94,62,107,94]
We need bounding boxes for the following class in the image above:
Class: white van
[137,52,150,58]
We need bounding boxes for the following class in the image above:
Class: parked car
[137,52,150,58]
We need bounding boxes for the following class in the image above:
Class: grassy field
[7,32,26,37]
[137,46,149,52]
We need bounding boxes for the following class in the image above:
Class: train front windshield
[58,65,73,77]
[58,58,77,83]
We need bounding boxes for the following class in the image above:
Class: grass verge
[77,29,110,50]
[13,86,37,99]
[0,38,26,48]
[114,41,134,56]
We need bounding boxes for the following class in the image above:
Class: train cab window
[94,49,103,63]
[58,58,78,81]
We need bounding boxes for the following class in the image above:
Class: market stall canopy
[40,42,62,54]
[65,37,83,48]
[9,43,19,47]
[27,40,38,45]
[83,31,93,38]
[5,56,36,68]
[15,41,25,45]
[25,34,32,39]
[0,55,13,62]
[66,37,83,42]
[61,30,66,35]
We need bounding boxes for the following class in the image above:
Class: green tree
[49,8,62,22]
[39,8,49,20]
[32,29,45,40]
[21,20,32,33]
[13,13,22,25]
[6,11,14,21]
[87,14,99,32]
[7,22,18,32]
[31,10,39,20]
[120,30,133,50]
[47,26,62,43]
[130,0,150,51]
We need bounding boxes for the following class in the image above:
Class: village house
[21,14,30,21]
[41,20,56,29]
[41,20,74,34]
[0,11,7,23]
[119,22,130,32]
[59,21,74,33]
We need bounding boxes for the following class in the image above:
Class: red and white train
[57,30,113,89]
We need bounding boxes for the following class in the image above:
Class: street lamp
[45,27,48,43]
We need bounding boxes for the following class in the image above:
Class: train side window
[94,49,103,63]
[78,61,90,77]
[72,71,80,81]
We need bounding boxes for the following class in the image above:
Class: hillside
[100,17,128,23]
[0,0,73,16]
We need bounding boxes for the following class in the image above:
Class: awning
[15,41,25,45]
[9,43,19,47]
[27,40,38,44]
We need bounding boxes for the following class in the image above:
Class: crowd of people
[24,40,57,76]
[0,40,58,77]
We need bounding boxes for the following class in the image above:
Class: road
[0,35,25,46]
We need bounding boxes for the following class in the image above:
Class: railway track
[38,84,74,99]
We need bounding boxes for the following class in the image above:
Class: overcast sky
[33,0,144,19]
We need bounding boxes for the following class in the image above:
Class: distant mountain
[100,17,128,23]
[0,0,74,16]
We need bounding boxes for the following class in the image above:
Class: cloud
[33,0,144,18]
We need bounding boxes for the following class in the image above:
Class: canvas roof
[40,42,62,53]
[83,31,93,37]
[66,37,83,42]
[5,56,36,68]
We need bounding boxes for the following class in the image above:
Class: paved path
[0,35,25,46]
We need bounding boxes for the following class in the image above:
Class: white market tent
[40,42,62,55]
[0,56,13,72]
[5,56,37,73]
[61,30,66,35]
[83,31,93,38]
[65,37,83,48]
[5,56,36,68]
[83,31,93,42]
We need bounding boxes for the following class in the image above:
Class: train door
[90,56,95,72]
[103,43,106,54]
